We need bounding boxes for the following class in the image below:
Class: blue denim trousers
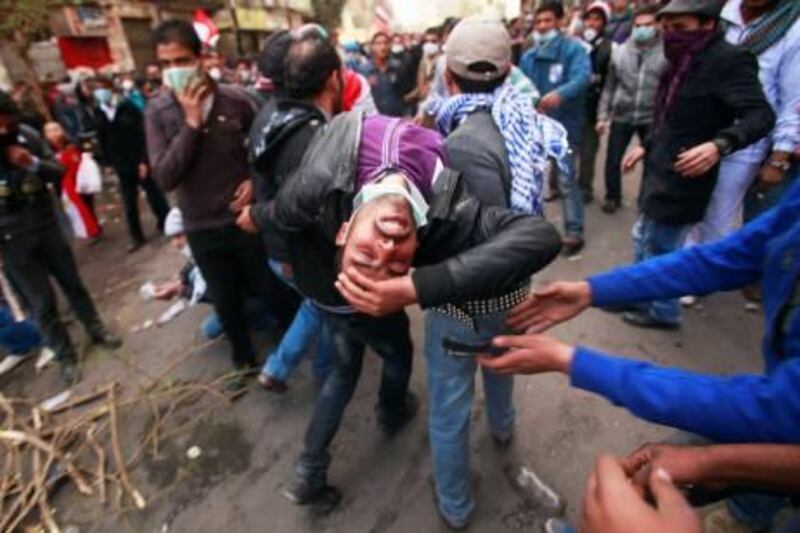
[260,260,333,383]
[424,310,515,527]
[0,307,41,354]
[295,311,413,487]
[631,215,692,325]
[557,145,585,238]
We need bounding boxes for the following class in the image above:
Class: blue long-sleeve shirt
[573,172,800,443]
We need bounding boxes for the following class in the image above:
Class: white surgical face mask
[583,28,599,42]
[534,29,559,45]
[391,43,405,55]
[180,244,193,260]
[351,179,429,229]
[422,42,440,57]
[163,66,198,93]
[121,79,135,92]
[208,67,223,81]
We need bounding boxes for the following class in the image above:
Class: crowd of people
[0,0,799,530]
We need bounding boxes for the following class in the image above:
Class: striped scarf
[738,0,800,56]
[436,82,568,217]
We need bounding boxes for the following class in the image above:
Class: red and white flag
[373,4,390,32]
[193,9,220,48]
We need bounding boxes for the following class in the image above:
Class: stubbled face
[535,11,559,34]
[371,35,390,61]
[336,195,418,282]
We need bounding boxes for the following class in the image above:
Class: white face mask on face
[208,67,223,81]
[533,29,559,45]
[422,42,440,57]
[121,79,135,92]
[583,28,599,42]
[179,244,193,260]
[163,66,199,93]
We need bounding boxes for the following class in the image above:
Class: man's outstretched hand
[506,281,592,333]
[335,267,418,316]
[582,455,702,533]
[478,334,574,375]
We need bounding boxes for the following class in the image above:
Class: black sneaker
[561,236,585,257]
[378,392,419,438]
[281,475,340,506]
[59,359,81,386]
[622,310,680,330]
[602,199,621,214]
[91,330,123,349]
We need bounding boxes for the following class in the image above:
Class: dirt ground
[1,162,763,533]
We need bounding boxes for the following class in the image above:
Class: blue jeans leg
[558,147,585,238]
[262,258,333,383]
[263,299,324,382]
[424,310,514,527]
[200,310,224,340]
[0,307,41,354]
[632,216,691,325]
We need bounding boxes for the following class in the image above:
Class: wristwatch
[712,137,733,157]
[767,158,791,171]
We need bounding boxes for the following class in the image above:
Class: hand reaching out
[506,281,592,333]
[229,180,253,213]
[478,334,574,375]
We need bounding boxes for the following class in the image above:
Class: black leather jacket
[270,111,562,308]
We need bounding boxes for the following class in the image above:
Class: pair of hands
[583,453,701,533]
[622,142,722,178]
[335,267,418,316]
[477,281,591,375]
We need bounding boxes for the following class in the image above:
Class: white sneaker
[35,347,56,372]
[0,353,29,376]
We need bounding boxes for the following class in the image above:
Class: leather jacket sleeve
[412,201,562,309]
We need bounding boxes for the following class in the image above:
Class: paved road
[4,161,763,533]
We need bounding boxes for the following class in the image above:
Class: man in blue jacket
[519,1,591,256]
[480,170,800,445]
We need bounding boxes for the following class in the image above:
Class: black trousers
[578,118,600,197]
[188,225,296,368]
[1,223,104,361]
[604,122,651,202]
[117,170,170,244]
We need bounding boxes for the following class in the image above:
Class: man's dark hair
[0,91,19,118]
[424,26,441,37]
[152,19,201,56]
[634,3,661,17]
[371,31,390,43]
[450,66,509,94]
[258,30,292,90]
[536,1,565,19]
[284,36,342,100]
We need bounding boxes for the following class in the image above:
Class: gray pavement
[2,162,763,533]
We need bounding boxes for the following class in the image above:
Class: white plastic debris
[186,446,202,460]
[158,299,188,326]
[745,302,760,313]
[36,347,56,372]
[139,281,157,302]
[40,390,72,412]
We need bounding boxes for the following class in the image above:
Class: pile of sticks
[0,372,245,532]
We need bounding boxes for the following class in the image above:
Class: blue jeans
[557,146,584,238]
[632,216,692,325]
[424,310,515,527]
[727,492,790,531]
[0,307,41,354]
[261,260,333,383]
[296,311,413,487]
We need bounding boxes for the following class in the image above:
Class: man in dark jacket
[94,76,169,252]
[145,20,288,386]
[0,91,121,385]
[237,31,337,392]
[579,2,613,203]
[620,0,775,329]
[269,111,562,506]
